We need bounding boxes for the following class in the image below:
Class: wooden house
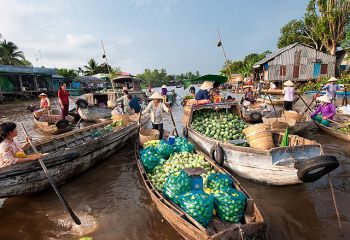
[253,43,336,82]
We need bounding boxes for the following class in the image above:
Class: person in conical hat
[310,95,336,127]
[322,77,343,102]
[39,93,51,109]
[142,92,170,140]
[195,81,213,100]
[282,80,295,111]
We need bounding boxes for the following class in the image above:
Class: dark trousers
[283,101,293,111]
[61,104,69,119]
[152,123,164,140]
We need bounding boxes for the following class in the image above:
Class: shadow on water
[0,88,349,239]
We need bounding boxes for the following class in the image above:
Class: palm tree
[0,40,26,65]
[84,58,99,76]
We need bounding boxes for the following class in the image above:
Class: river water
[0,87,349,240]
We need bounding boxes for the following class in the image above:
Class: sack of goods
[174,137,195,153]
[178,190,214,227]
[207,173,233,190]
[156,140,174,159]
[163,170,192,204]
[144,140,160,149]
[211,187,247,223]
[140,147,165,172]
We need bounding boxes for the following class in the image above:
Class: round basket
[129,114,140,122]
[282,111,301,122]
[139,129,160,147]
[271,121,289,132]
[112,114,130,125]
[243,124,274,150]
[34,108,48,119]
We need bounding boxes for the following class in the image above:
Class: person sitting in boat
[310,95,336,127]
[0,122,42,168]
[142,92,170,140]
[39,93,50,110]
[58,83,70,120]
[256,80,265,95]
[322,77,344,102]
[116,90,129,113]
[282,80,295,111]
[161,85,168,102]
[189,86,196,97]
[243,85,256,104]
[111,102,124,115]
[195,81,213,101]
[269,81,277,90]
[128,94,141,114]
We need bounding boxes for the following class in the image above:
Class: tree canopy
[0,40,27,66]
[56,68,78,79]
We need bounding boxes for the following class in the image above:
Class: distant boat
[305,90,350,96]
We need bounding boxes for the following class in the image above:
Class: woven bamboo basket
[33,108,48,118]
[139,129,160,147]
[112,114,130,125]
[243,124,274,150]
[271,121,289,133]
[282,111,301,122]
[129,114,140,122]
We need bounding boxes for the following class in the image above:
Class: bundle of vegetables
[156,140,174,159]
[140,147,165,172]
[110,120,124,128]
[163,170,192,204]
[178,190,214,227]
[148,152,216,192]
[207,173,233,190]
[211,187,247,223]
[174,137,195,153]
[339,122,350,133]
[144,140,160,149]
[191,109,247,143]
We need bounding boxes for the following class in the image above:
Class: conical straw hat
[149,92,163,99]
[316,95,331,103]
[328,77,338,82]
[200,81,213,90]
[284,80,294,86]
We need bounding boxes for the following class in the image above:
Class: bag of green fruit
[140,147,164,172]
[207,173,233,190]
[211,187,246,223]
[173,137,195,153]
[163,170,192,204]
[178,190,214,227]
[144,140,160,149]
[156,140,174,159]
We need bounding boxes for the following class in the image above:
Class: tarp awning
[184,74,228,89]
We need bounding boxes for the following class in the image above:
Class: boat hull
[314,120,350,142]
[78,107,112,122]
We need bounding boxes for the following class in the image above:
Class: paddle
[20,123,81,225]
[262,87,278,117]
[300,84,325,116]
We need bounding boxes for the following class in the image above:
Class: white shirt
[283,87,295,102]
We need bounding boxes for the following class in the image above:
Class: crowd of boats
[0,74,349,239]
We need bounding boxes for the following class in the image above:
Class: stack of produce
[178,190,214,227]
[211,187,247,223]
[156,140,174,159]
[140,147,165,172]
[173,137,195,153]
[207,173,233,190]
[191,109,248,143]
[144,140,160,148]
[148,152,216,192]
[163,170,192,204]
[110,120,124,128]
[339,122,350,133]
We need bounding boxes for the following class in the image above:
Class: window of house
[280,65,286,76]
[321,64,328,74]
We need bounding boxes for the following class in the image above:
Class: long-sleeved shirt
[58,89,69,105]
[0,139,23,168]
[322,83,342,99]
[129,97,141,113]
[142,101,169,124]
[283,86,295,102]
[195,89,210,100]
[311,103,336,120]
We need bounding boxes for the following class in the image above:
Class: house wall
[267,44,335,81]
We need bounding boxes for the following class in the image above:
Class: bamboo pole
[101,40,115,92]
[217,30,232,80]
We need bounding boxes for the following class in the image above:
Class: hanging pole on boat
[217,30,232,80]
[101,39,116,92]
[20,123,81,225]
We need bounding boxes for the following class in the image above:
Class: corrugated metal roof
[0,64,56,75]
[253,43,299,68]
[74,76,105,83]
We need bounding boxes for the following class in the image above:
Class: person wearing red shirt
[58,83,70,119]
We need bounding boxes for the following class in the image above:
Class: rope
[238,226,244,240]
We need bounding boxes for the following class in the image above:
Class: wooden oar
[264,88,278,117]
[300,84,325,116]
[20,123,81,225]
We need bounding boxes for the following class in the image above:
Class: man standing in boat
[58,83,70,120]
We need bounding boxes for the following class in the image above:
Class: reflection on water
[0,88,349,239]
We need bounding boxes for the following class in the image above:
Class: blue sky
[0,0,309,74]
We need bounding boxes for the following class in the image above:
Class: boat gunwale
[314,120,350,141]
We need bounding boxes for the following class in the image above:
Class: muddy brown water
[0,88,349,240]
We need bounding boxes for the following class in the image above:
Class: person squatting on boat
[322,77,344,102]
[283,80,295,111]
[311,95,336,127]
[0,122,42,168]
[195,81,213,101]
[39,93,51,110]
[58,83,70,119]
[243,85,256,104]
[142,92,170,140]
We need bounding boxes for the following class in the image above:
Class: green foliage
[0,39,26,66]
[56,68,78,79]
[84,58,99,76]
[299,77,350,92]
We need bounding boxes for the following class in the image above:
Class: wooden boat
[135,142,266,240]
[262,111,312,134]
[78,106,112,122]
[314,120,350,142]
[257,96,299,106]
[0,114,150,198]
[261,89,301,96]
[33,109,75,134]
[185,102,339,185]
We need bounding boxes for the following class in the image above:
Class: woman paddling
[310,95,336,127]
[0,122,42,168]
[142,92,170,140]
